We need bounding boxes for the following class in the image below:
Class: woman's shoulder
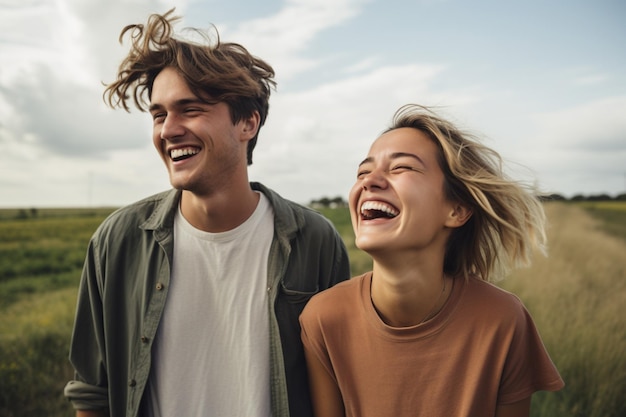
[465,276,523,302]
[460,276,528,320]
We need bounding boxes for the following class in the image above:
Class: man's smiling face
[149,67,252,196]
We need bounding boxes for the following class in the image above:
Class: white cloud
[219,0,369,79]
[533,97,626,152]
[573,74,608,86]
[507,97,626,196]
[0,0,625,206]
[1,66,149,156]
[250,63,481,203]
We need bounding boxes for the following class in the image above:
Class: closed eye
[152,113,166,122]
[184,107,203,114]
[357,169,371,179]
[391,165,419,173]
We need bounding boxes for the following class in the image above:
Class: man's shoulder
[254,182,337,231]
[302,274,365,322]
[309,274,364,307]
[94,189,178,237]
[284,200,340,242]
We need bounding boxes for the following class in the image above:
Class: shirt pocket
[280,281,319,305]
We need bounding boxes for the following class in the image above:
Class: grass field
[0,208,115,416]
[574,200,626,242]
[0,202,624,416]
[499,202,626,416]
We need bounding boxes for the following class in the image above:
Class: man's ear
[240,111,261,141]
[445,203,473,228]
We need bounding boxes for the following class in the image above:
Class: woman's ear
[445,203,473,228]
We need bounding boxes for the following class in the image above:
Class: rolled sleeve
[64,380,109,410]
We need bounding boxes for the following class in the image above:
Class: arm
[304,347,345,417]
[495,397,531,417]
[64,239,110,411]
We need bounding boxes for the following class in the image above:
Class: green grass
[573,201,626,241]
[0,288,78,417]
[0,210,114,294]
[0,208,115,416]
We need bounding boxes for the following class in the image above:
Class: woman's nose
[361,169,388,190]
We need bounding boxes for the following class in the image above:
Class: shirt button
[141,336,149,343]
[129,379,136,387]
[156,283,164,290]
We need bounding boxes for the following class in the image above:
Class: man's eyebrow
[148,98,205,112]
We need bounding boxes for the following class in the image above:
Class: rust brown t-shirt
[300,272,564,417]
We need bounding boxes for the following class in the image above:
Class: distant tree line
[310,193,626,208]
[6,193,625,219]
[309,196,348,208]
[5,208,114,220]
[541,193,626,202]
[14,208,39,219]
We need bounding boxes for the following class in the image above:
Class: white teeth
[360,201,399,217]
[170,148,199,159]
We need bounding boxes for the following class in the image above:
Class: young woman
[300,104,564,417]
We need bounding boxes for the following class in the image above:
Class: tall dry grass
[499,202,626,416]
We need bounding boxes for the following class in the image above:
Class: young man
[64,10,350,417]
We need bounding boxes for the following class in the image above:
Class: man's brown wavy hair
[103,8,276,165]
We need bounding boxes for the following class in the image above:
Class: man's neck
[180,186,260,233]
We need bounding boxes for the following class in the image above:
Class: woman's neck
[370,262,451,327]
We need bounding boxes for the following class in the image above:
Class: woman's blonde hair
[388,104,547,281]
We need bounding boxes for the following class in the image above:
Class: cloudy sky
[1,0,624,207]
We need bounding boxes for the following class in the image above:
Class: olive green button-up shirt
[64,183,350,417]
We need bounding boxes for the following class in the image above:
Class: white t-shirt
[144,193,274,417]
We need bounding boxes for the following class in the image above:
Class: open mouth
[360,200,399,220]
[170,147,200,162]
